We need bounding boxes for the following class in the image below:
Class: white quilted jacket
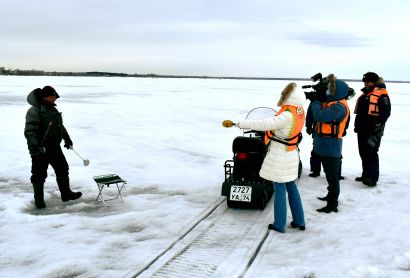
[237,88,306,183]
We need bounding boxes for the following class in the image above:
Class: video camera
[302,73,329,102]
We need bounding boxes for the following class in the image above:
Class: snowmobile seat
[231,136,266,181]
[93,174,126,206]
[232,136,266,154]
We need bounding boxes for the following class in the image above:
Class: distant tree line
[0,67,131,77]
[1,66,408,83]
[0,66,309,80]
[0,66,204,77]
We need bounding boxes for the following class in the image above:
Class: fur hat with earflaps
[36,86,60,99]
[277,82,297,106]
[362,72,385,88]
[362,72,379,83]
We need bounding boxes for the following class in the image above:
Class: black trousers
[357,132,381,182]
[31,146,69,187]
[310,150,322,174]
[311,149,343,178]
[320,155,341,204]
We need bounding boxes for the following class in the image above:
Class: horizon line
[1,67,409,83]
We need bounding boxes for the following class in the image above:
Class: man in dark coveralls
[24,86,82,208]
[354,72,391,187]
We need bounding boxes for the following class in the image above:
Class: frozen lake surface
[0,76,409,277]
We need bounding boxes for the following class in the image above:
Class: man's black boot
[61,191,82,202]
[309,172,320,177]
[317,201,338,213]
[355,176,363,182]
[33,183,46,209]
[317,206,338,213]
[58,177,82,202]
[362,177,377,187]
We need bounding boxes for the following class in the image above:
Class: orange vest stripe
[317,99,350,138]
[264,105,305,151]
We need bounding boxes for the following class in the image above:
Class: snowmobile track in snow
[126,196,274,277]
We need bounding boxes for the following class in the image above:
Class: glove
[374,123,384,138]
[367,123,384,147]
[346,87,356,100]
[64,138,73,149]
[222,120,236,128]
[367,135,378,147]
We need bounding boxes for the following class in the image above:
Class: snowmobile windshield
[245,107,277,120]
[243,107,277,138]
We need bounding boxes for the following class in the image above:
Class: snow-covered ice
[0,76,409,277]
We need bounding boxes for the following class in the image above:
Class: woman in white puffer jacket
[237,82,306,233]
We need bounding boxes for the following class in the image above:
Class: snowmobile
[221,107,276,210]
[221,107,304,210]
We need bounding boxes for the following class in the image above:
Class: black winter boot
[317,206,338,213]
[290,221,305,231]
[32,183,46,209]
[362,177,377,187]
[317,201,338,213]
[309,172,320,177]
[268,224,284,233]
[58,177,82,202]
[61,191,82,202]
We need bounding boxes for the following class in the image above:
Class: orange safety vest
[367,88,388,117]
[264,105,305,151]
[316,99,350,138]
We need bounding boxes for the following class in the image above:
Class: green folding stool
[93,174,126,206]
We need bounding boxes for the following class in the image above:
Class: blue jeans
[272,181,305,232]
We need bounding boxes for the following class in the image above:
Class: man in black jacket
[24,86,82,208]
[354,72,391,186]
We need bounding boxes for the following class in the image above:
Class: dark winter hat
[39,86,60,98]
[362,72,379,83]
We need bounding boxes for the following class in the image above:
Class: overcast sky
[1,0,409,80]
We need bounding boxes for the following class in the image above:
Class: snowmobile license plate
[230,185,252,202]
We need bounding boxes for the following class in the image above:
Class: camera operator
[306,87,355,179]
[305,74,350,213]
[354,72,391,187]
